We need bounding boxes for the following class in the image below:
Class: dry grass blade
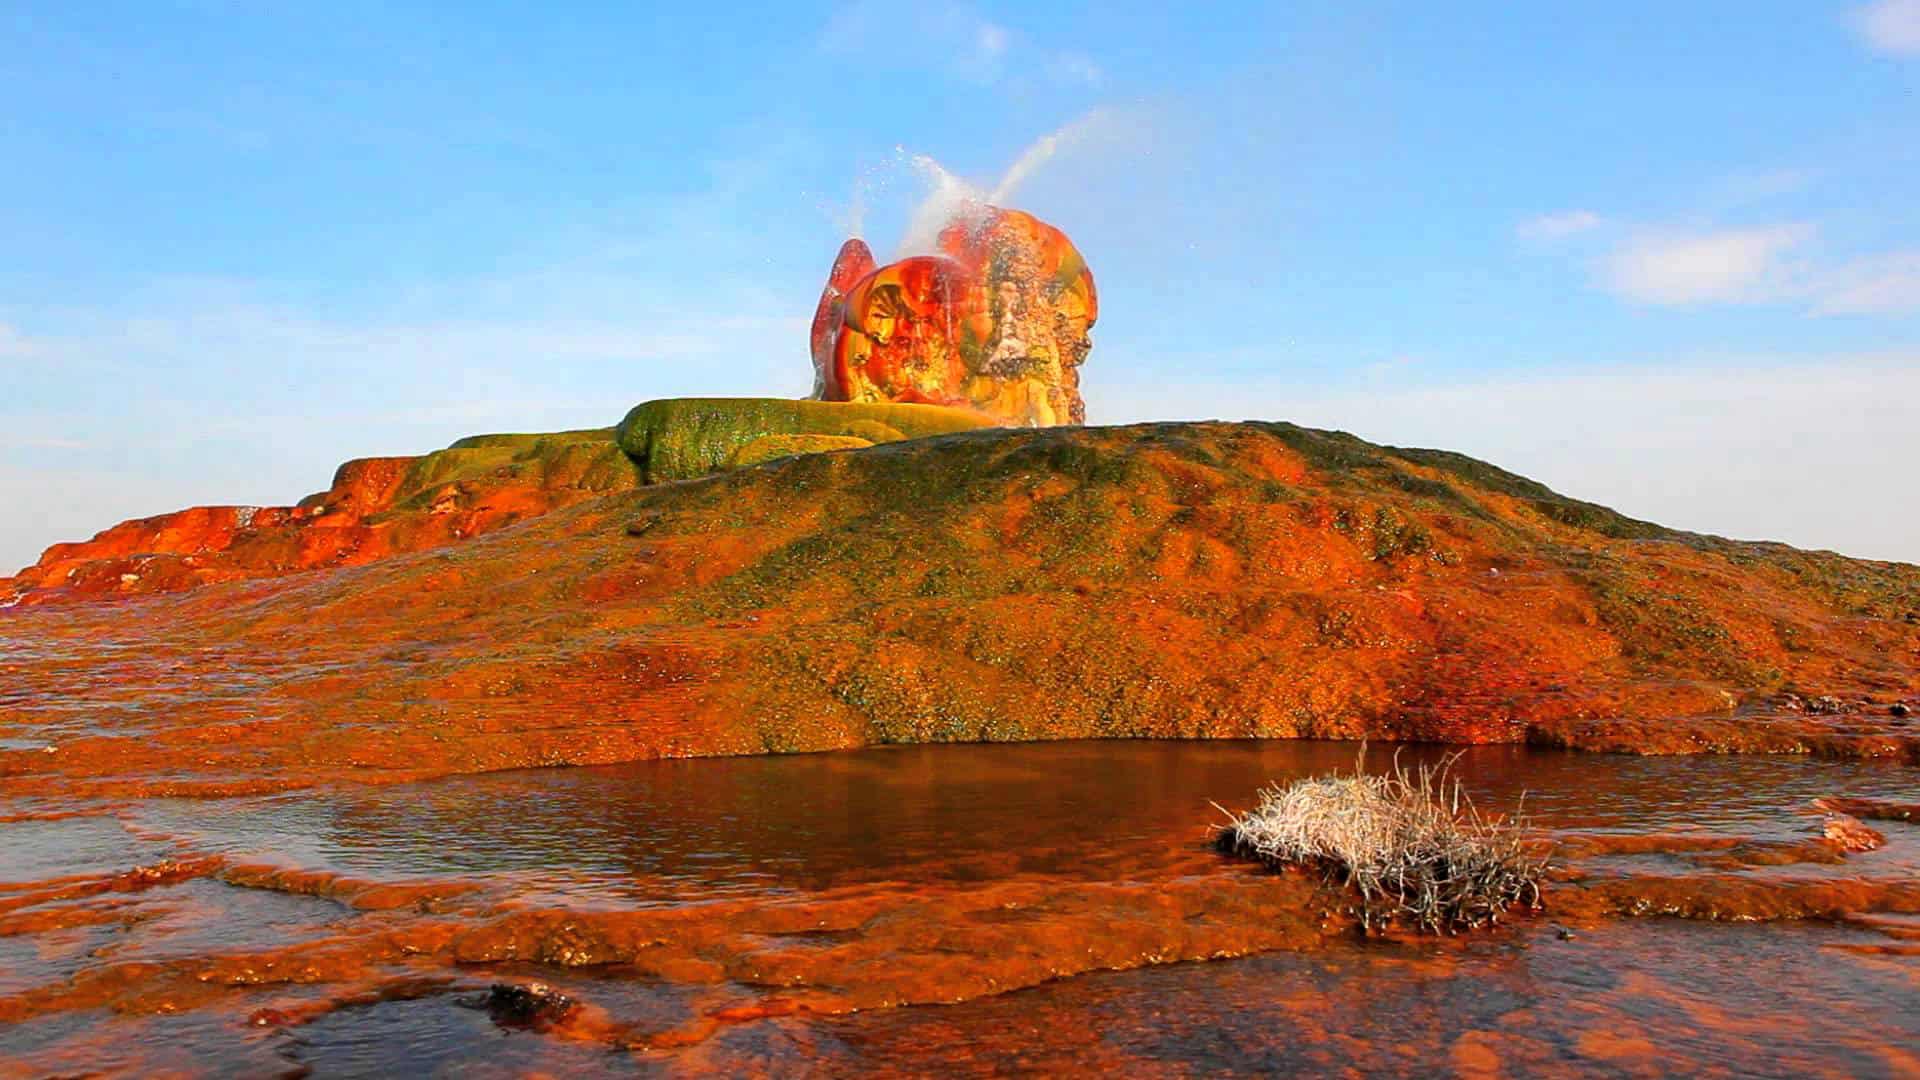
[1214,748,1547,934]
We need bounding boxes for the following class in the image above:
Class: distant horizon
[10,371,1918,571]
[6,2,1919,569]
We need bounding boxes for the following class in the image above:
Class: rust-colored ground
[4,421,1916,799]
[4,419,1918,1072]
[1,428,633,607]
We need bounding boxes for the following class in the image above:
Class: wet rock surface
[2,421,1917,804]
[3,420,1918,1072]
[478,981,579,1028]
[0,742,1915,1075]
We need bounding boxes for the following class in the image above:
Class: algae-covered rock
[388,429,635,512]
[616,397,995,482]
[843,420,908,444]
[728,434,874,469]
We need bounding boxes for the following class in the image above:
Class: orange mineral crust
[0,742,1916,1075]
[812,207,1097,426]
[0,428,636,607]
[3,420,1916,799]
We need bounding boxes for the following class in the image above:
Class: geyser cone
[810,238,877,399]
[812,206,1097,426]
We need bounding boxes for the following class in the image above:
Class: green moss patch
[377,429,636,513]
[729,434,874,468]
[615,398,997,483]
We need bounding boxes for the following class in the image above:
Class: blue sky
[4,1,1919,569]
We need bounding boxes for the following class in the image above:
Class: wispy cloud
[1600,224,1813,306]
[15,297,810,413]
[819,1,1103,88]
[0,436,89,450]
[1048,51,1105,89]
[1810,251,1920,313]
[1854,0,1920,56]
[975,21,1010,62]
[1704,168,1818,210]
[1515,210,1602,242]
[1521,211,1920,315]
[0,323,38,360]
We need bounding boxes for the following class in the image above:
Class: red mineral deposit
[811,206,1097,426]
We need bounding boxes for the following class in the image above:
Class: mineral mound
[4,420,1917,797]
[0,428,634,605]
[810,206,1097,425]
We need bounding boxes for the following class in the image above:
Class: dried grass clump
[1214,751,1546,933]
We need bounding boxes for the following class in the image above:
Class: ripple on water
[774,920,1920,1078]
[0,814,175,885]
[1,741,1914,1075]
[127,741,1920,902]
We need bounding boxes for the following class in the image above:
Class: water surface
[2,741,1915,1077]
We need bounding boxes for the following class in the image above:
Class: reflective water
[128,742,1920,895]
[1,741,1916,1077]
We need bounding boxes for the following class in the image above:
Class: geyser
[809,204,1097,427]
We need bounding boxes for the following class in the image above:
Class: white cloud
[976,22,1010,61]
[1855,0,1920,56]
[1552,220,1920,315]
[1524,165,1920,314]
[1599,224,1814,306]
[0,323,38,360]
[1705,168,1818,210]
[1049,51,1106,89]
[0,436,88,450]
[819,2,1101,88]
[1516,210,1602,241]
[1360,355,1420,383]
[1095,355,1920,564]
[1809,251,1920,314]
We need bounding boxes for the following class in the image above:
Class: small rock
[1823,814,1886,853]
[1807,696,1845,715]
[1891,703,1912,718]
[1555,926,1576,941]
[483,982,577,1027]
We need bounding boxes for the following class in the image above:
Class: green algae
[1578,562,1756,681]
[615,397,996,483]
[729,433,874,468]
[298,429,638,516]
[382,430,637,514]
